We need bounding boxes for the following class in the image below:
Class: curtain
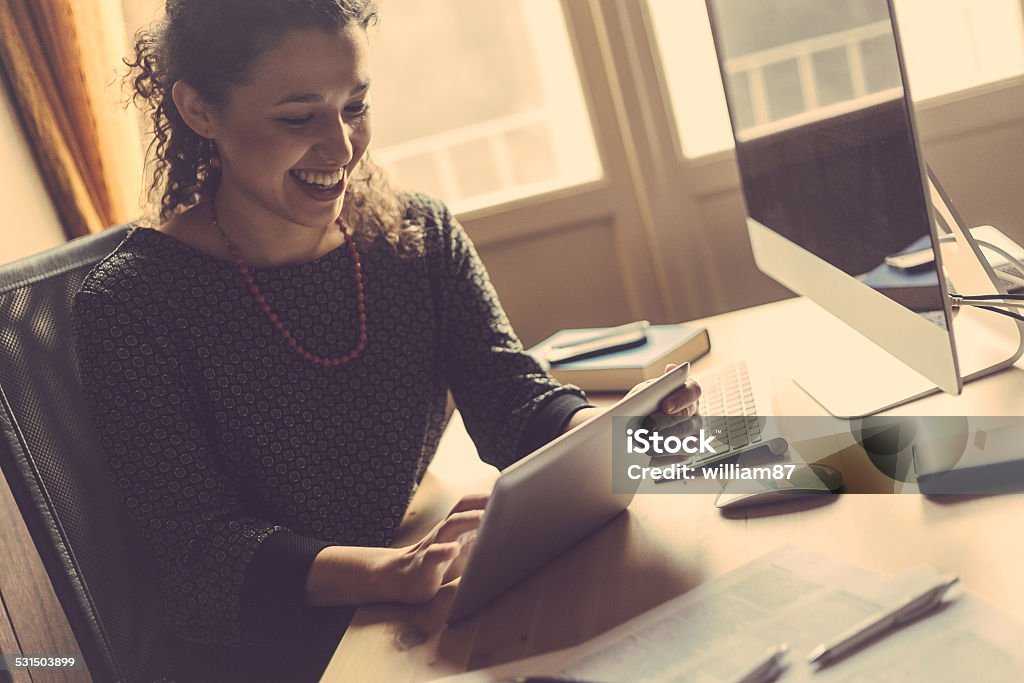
[0,0,144,239]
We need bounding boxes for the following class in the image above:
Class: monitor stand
[790,169,1024,418]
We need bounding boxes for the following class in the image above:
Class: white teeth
[291,169,343,188]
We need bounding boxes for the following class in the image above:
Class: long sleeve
[72,287,326,646]
[428,201,589,469]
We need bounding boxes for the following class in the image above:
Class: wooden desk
[322,298,1024,682]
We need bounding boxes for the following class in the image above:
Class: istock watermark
[610,415,1024,495]
[624,427,718,456]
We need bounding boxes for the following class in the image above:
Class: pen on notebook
[807,576,959,666]
[549,320,650,349]
[544,320,650,365]
[732,643,788,683]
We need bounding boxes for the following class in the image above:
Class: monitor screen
[706,0,948,321]
[702,0,979,413]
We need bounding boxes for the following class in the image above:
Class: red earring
[208,139,221,169]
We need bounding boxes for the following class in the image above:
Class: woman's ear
[171,81,218,138]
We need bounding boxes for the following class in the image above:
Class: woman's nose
[316,116,354,167]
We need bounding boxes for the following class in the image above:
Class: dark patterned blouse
[72,195,587,669]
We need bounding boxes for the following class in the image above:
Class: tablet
[446,362,691,623]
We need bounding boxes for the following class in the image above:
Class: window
[649,0,1024,158]
[370,0,602,212]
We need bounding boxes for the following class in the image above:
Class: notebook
[531,323,711,391]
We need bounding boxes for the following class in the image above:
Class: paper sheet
[431,545,1024,682]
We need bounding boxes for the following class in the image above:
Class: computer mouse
[714,463,843,510]
[766,436,789,457]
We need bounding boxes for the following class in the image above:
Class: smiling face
[197,25,373,232]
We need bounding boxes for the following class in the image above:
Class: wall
[0,77,65,265]
[917,83,1024,243]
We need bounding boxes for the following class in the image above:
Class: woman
[72,1,700,680]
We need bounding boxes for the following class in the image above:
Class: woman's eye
[345,102,370,117]
[279,114,313,126]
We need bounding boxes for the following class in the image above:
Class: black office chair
[0,226,173,682]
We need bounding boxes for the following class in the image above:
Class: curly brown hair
[125,0,422,254]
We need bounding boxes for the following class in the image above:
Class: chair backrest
[0,227,172,682]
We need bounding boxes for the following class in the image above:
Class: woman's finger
[423,541,460,561]
[442,535,476,584]
[661,379,702,414]
[661,413,703,439]
[449,493,490,514]
[433,509,484,544]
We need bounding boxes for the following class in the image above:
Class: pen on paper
[732,643,788,683]
[807,576,959,666]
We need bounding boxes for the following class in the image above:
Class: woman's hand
[627,363,702,418]
[563,363,703,434]
[385,493,489,604]
[304,493,489,607]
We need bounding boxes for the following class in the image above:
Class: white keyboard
[696,360,763,457]
[652,361,787,482]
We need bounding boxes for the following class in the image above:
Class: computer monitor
[704,0,1023,417]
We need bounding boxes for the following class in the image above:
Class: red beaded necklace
[209,202,367,366]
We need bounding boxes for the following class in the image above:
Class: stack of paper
[432,546,1024,682]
